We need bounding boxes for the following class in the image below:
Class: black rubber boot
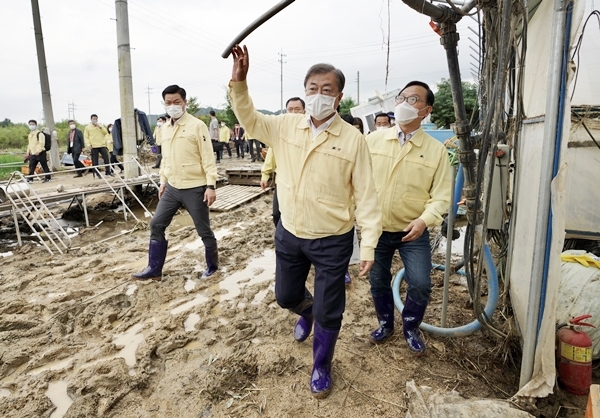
[201,246,219,278]
[369,292,395,344]
[402,295,427,355]
[291,294,314,342]
[152,154,162,169]
[132,240,168,281]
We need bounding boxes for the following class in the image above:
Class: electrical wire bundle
[461,0,529,339]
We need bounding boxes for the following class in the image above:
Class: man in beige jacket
[229,45,382,399]
[26,119,51,183]
[84,114,111,177]
[133,85,219,282]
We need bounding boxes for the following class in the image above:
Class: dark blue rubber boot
[402,295,427,355]
[369,292,395,344]
[132,240,168,282]
[310,323,339,399]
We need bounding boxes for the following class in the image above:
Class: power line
[145,84,153,116]
[278,49,287,113]
[68,101,77,120]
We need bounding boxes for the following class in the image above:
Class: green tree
[0,123,29,150]
[0,118,13,128]
[221,90,237,127]
[339,97,357,116]
[431,79,479,129]
[186,96,201,116]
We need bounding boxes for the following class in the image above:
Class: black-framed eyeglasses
[395,95,422,105]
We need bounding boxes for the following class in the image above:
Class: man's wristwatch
[206,185,215,190]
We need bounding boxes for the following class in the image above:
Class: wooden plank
[226,167,263,186]
[586,385,600,418]
[210,185,270,212]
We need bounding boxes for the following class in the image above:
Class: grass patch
[0,154,26,180]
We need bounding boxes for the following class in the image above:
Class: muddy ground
[0,155,594,417]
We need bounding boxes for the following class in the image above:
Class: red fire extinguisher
[557,314,595,395]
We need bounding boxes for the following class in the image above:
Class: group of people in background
[26,112,145,182]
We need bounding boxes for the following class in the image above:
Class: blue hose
[392,243,499,337]
[454,164,464,218]
[432,264,465,276]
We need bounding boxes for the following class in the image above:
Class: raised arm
[229,45,279,148]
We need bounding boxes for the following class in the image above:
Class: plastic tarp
[557,250,600,359]
[404,381,533,418]
[510,0,587,399]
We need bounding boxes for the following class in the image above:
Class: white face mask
[29,124,37,131]
[157,121,164,127]
[376,126,388,131]
[394,101,420,126]
[92,119,98,125]
[165,105,184,119]
[305,94,337,121]
[69,124,76,130]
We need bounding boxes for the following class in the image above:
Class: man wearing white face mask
[26,119,52,183]
[66,120,85,177]
[133,84,219,282]
[229,45,382,399]
[374,112,392,131]
[365,81,451,355]
[152,116,167,169]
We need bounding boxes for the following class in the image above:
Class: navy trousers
[274,222,354,330]
[150,184,217,249]
[272,186,280,227]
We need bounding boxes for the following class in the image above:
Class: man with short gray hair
[229,45,382,399]
[366,81,451,355]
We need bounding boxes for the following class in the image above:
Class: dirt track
[0,156,588,417]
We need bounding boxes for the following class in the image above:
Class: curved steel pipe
[221,0,296,58]
[401,0,457,23]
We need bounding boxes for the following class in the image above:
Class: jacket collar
[296,113,342,136]
[172,112,191,126]
[384,126,425,147]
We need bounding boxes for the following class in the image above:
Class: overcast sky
[3,0,478,125]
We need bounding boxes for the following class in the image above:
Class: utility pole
[68,101,77,121]
[356,71,360,105]
[31,0,59,170]
[115,0,137,179]
[145,84,153,118]
[278,49,286,113]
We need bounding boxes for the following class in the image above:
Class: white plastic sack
[556,250,600,360]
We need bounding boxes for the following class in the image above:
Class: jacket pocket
[181,162,204,179]
[307,193,351,234]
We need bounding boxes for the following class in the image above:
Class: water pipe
[221,0,296,58]
[393,243,498,337]
[453,163,464,218]
[537,1,573,333]
[441,165,457,327]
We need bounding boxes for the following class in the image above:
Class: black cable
[570,10,600,101]
[465,0,512,339]
[571,110,600,150]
